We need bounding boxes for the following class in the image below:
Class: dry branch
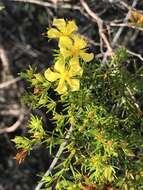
[0,111,24,134]
[112,0,139,46]
[0,77,20,89]
[80,0,114,58]
[9,0,80,10]
[35,125,73,190]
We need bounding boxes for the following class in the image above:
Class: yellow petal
[44,68,60,82]
[53,18,66,31]
[73,35,87,49]
[60,48,71,58]
[56,79,67,94]
[47,28,61,38]
[69,58,83,76]
[67,79,80,91]
[59,36,73,49]
[80,52,94,62]
[54,59,65,74]
[66,20,78,34]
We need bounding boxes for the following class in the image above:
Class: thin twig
[0,45,11,75]
[112,0,139,47]
[109,22,143,32]
[10,0,56,8]
[80,0,113,57]
[126,87,143,116]
[35,125,73,190]
[80,34,100,47]
[0,77,20,89]
[10,0,80,10]
[0,111,24,134]
[0,109,21,116]
[126,49,143,62]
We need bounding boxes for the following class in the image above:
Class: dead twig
[0,77,20,89]
[112,0,139,47]
[0,45,11,75]
[80,34,100,47]
[0,111,24,134]
[126,87,143,116]
[0,108,21,116]
[126,49,143,62]
[10,0,80,10]
[80,0,114,58]
[10,0,56,8]
[35,125,73,190]
[109,22,143,32]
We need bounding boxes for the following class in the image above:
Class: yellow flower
[59,35,94,62]
[44,58,83,94]
[47,19,78,39]
[69,57,83,76]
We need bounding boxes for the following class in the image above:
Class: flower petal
[66,20,78,34]
[59,36,73,49]
[54,59,65,74]
[53,19,66,31]
[47,28,61,38]
[73,35,87,49]
[69,58,83,76]
[80,52,94,62]
[60,48,71,59]
[67,79,80,91]
[56,79,67,94]
[44,68,60,82]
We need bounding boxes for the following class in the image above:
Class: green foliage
[13,115,47,153]
[28,115,45,141]
[13,21,143,190]
[12,136,33,152]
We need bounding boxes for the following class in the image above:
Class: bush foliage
[13,19,143,190]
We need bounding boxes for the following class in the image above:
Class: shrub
[13,18,143,190]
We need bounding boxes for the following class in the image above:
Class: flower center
[62,71,69,80]
[72,48,79,56]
